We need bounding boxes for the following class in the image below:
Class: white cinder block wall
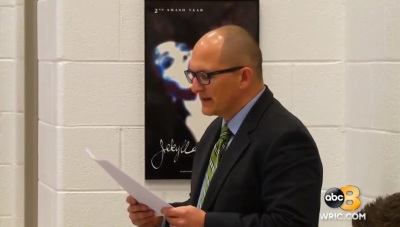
[345,0,400,207]
[29,0,399,227]
[0,0,25,227]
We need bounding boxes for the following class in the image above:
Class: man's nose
[191,77,203,93]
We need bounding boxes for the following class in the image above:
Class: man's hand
[126,195,163,227]
[162,205,205,227]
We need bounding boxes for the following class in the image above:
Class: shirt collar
[223,87,266,135]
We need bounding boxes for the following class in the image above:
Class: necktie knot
[219,124,232,141]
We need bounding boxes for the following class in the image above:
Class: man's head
[185,25,263,121]
[352,192,400,227]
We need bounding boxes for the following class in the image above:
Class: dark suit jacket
[170,86,323,227]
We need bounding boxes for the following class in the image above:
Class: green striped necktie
[199,124,232,206]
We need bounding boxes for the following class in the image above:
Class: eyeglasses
[184,66,244,85]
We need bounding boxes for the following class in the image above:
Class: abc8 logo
[324,185,361,211]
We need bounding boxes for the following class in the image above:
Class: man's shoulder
[254,97,311,136]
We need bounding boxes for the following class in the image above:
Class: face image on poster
[145,0,259,179]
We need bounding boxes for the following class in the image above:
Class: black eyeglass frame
[184,66,244,85]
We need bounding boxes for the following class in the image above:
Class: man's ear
[239,67,254,89]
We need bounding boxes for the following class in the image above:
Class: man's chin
[201,108,215,116]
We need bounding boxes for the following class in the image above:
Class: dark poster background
[145,0,259,179]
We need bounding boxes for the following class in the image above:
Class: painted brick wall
[0,0,25,226]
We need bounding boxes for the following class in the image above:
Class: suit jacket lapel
[201,131,250,210]
[201,86,275,210]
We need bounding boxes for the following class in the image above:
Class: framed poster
[145,0,259,179]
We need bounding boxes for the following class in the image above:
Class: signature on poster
[151,139,196,169]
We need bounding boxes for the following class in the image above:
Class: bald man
[127,25,323,227]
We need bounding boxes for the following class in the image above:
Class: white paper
[85,148,172,216]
